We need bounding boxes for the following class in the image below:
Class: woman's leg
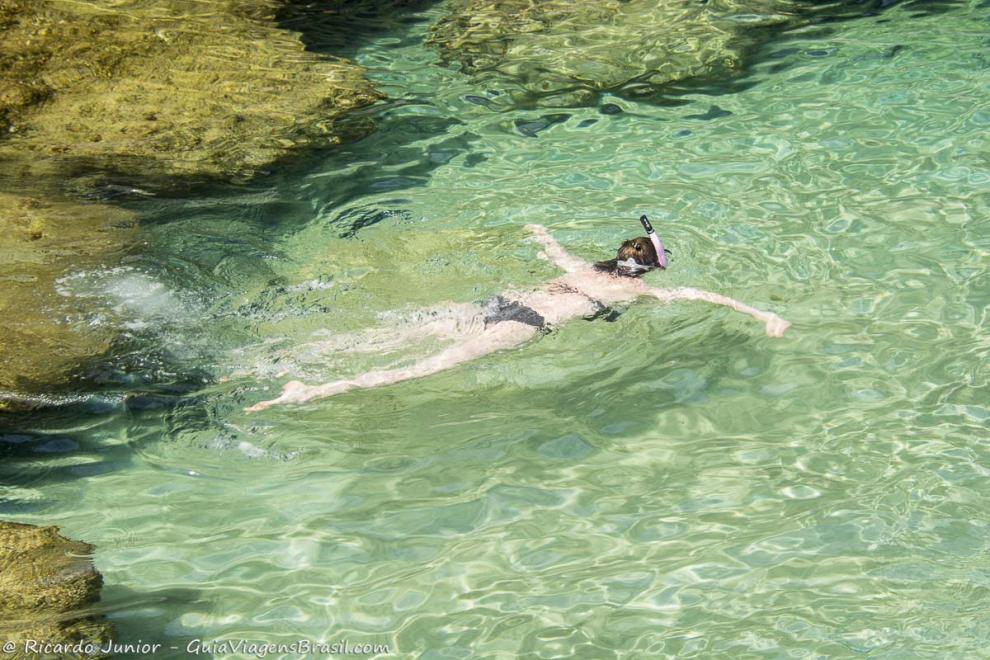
[299,302,483,355]
[244,321,537,412]
[229,302,486,381]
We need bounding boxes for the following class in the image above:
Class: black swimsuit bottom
[481,295,620,333]
[482,296,547,329]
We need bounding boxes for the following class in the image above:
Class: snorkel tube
[639,215,668,269]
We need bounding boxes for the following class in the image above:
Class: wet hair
[593,236,660,277]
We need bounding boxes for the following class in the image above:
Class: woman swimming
[244,220,789,413]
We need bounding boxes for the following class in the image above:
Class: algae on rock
[430,0,804,105]
[0,522,112,656]
[0,0,383,183]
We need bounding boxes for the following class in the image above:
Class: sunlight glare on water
[6,1,990,657]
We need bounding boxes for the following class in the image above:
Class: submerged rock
[0,0,388,397]
[430,0,804,105]
[0,193,136,398]
[0,0,382,183]
[0,522,112,656]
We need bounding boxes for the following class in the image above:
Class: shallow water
[4,1,990,657]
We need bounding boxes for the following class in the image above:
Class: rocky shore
[0,0,384,398]
[0,522,112,657]
[0,0,382,183]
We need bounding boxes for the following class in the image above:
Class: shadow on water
[0,312,220,499]
[275,0,440,59]
[806,0,965,20]
[614,0,967,107]
[0,426,130,515]
[0,388,211,514]
[98,585,212,658]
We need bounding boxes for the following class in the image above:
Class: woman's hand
[763,313,791,338]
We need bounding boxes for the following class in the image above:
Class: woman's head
[593,237,662,277]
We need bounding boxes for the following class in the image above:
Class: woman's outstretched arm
[646,286,790,337]
[524,224,589,274]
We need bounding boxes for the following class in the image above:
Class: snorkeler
[244,217,789,413]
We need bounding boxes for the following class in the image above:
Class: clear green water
[5,2,990,657]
